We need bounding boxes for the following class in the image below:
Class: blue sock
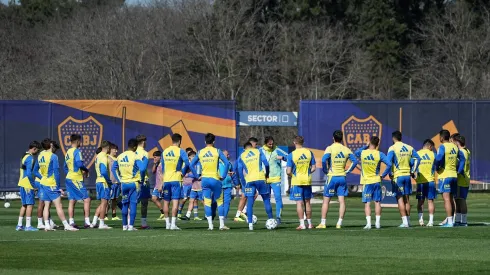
[273,185,283,218]
[129,202,137,226]
[263,195,274,219]
[247,196,254,223]
[122,203,129,226]
[178,204,183,214]
[193,206,198,217]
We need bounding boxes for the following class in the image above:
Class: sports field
[1,193,490,275]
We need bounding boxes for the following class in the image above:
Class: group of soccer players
[15,128,470,231]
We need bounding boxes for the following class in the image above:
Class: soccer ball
[4,202,10,208]
[252,215,258,224]
[266,219,277,230]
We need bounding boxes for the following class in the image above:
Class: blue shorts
[201,178,223,202]
[244,180,269,197]
[121,183,139,204]
[110,184,121,199]
[190,190,203,200]
[395,176,412,196]
[96,182,111,200]
[39,185,61,202]
[438,178,457,195]
[139,183,152,200]
[324,176,348,197]
[163,181,182,201]
[65,179,89,201]
[289,185,312,201]
[456,186,469,199]
[362,183,382,203]
[152,188,163,199]
[416,182,437,200]
[20,187,35,205]
[181,185,192,199]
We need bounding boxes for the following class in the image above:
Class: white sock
[418,213,423,221]
[366,216,371,225]
[62,220,70,227]
[37,218,43,225]
[165,217,170,227]
[375,215,381,224]
[402,216,408,225]
[141,218,147,227]
[171,217,176,227]
[235,211,241,218]
[249,223,254,230]
[49,219,55,226]
[447,216,453,225]
[321,218,326,225]
[219,216,225,228]
[303,212,306,220]
[45,220,51,228]
[84,217,90,225]
[429,214,434,224]
[69,218,75,225]
[206,216,213,228]
[186,211,191,218]
[128,225,134,230]
[18,217,23,227]
[299,219,305,227]
[462,214,467,224]
[92,216,98,225]
[337,218,343,226]
[26,217,31,227]
[99,219,105,226]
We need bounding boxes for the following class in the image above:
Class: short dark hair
[450,133,460,140]
[392,131,402,141]
[439,130,450,141]
[153,151,162,157]
[96,147,102,154]
[128,138,138,150]
[333,130,343,142]
[41,138,51,150]
[423,139,435,147]
[243,142,252,148]
[264,136,274,144]
[248,137,258,143]
[205,133,215,144]
[171,133,182,144]
[136,134,147,144]
[188,150,196,157]
[293,136,304,145]
[51,140,60,150]
[29,141,41,150]
[70,134,81,142]
[101,140,110,148]
[110,143,118,150]
[370,136,380,147]
[455,135,466,147]
[185,147,193,153]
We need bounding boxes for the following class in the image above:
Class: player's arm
[74,149,89,173]
[457,150,466,175]
[230,163,240,186]
[380,152,392,178]
[63,159,68,174]
[135,159,146,182]
[345,150,358,174]
[386,148,395,178]
[140,155,149,181]
[24,156,34,185]
[435,145,445,169]
[100,159,112,185]
[33,160,42,180]
[411,150,421,173]
[218,150,230,179]
[152,161,159,174]
[321,147,331,174]
[259,150,270,178]
[188,154,199,178]
[111,160,122,184]
[52,155,61,190]
[276,148,288,161]
[286,154,293,176]
[310,151,317,173]
[354,145,368,158]
[237,159,246,184]
[179,149,191,175]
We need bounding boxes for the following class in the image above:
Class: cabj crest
[58,116,103,169]
[341,115,382,152]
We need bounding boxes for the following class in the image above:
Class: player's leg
[121,184,130,230]
[373,183,382,229]
[81,189,92,228]
[395,177,409,227]
[46,187,77,231]
[336,177,348,228]
[270,182,283,223]
[162,182,172,229]
[234,189,248,221]
[458,186,469,226]
[186,195,195,219]
[439,178,454,227]
[202,179,214,230]
[223,187,232,219]
[110,184,121,220]
[404,177,412,223]
[97,185,111,229]
[303,186,313,228]
[318,177,334,228]
[128,184,138,231]
[151,190,165,220]
[211,181,227,230]
[416,183,427,226]
[362,184,373,229]
[170,182,182,230]
[257,181,273,221]
[140,197,149,229]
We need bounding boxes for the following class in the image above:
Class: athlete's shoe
[336,224,342,229]
[440,223,454,228]
[64,225,79,231]
[193,217,202,221]
[98,224,112,230]
[419,219,425,226]
[296,225,306,230]
[170,225,181,230]
[276,218,281,225]
[122,226,128,231]
[375,223,381,229]
[37,224,45,229]
[439,218,447,226]
[24,226,39,231]
[460,223,468,227]
[219,226,230,231]
[177,214,182,218]
[398,224,409,228]
[111,216,121,221]
[44,226,56,231]
[180,216,190,221]
[157,214,165,221]
[454,222,461,227]
[207,227,213,231]
[363,224,372,230]
[140,225,151,230]
[104,217,109,221]
[15,226,24,231]
[128,227,138,231]
[234,217,245,222]
[315,224,326,229]
[307,224,314,229]
[84,223,93,229]
[427,222,434,227]
[50,221,59,229]
[240,213,248,220]
[70,223,79,229]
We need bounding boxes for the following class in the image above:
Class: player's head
[153,150,162,163]
[369,136,380,149]
[333,130,343,143]
[70,134,82,148]
[96,147,102,154]
[171,133,182,146]
[422,139,435,150]
[264,136,274,148]
[41,138,52,151]
[248,137,258,148]
[128,138,138,152]
[188,150,196,162]
[101,140,110,153]
[50,140,60,153]
[439,130,450,142]
[293,136,304,148]
[223,149,230,159]
[454,135,465,148]
[136,134,146,148]
[109,142,118,157]
[185,147,193,154]
[29,141,41,155]
[392,131,402,143]
[450,133,460,144]
[205,133,215,145]
[243,142,252,149]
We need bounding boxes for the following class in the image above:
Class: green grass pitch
[1,193,490,274]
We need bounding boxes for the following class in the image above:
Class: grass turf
[1,193,490,274]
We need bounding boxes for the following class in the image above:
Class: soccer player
[64,134,91,229]
[91,141,112,229]
[387,130,421,228]
[161,134,191,230]
[16,141,42,231]
[234,137,259,222]
[237,142,273,230]
[259,136,287,224]
[454,135,470,226]
[415,139,437,227]
[112,138,146,231]
[286,136,316,230]
[178,154,194,220]
[37,139,78,231]
[354,137,391,229]
[108,143,121,220]
[436,130,465,227]
[135,134,151,229]
[184,151,203,220]
[151,151,166,220]
[220,150,238,219]
[189,133,230,230]
[317,130,358,229]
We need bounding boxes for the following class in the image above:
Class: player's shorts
[110,184,121,199]
[438,177,457,195]
[181,184,192,199]
[201,178,223,202]
[19,187,35,205]
[139,182,152,200]
[121,182,138,204]
[395,176,412,196]
[289,185,312,201]
[163,181,182,201]
[151,188,163,199]
[456,186,469,199]
[324,176,348,197]
[65,179,89,201]
[362,183,382,203]
[244,180,269,197]
[96,182,111,200]
[190,190,203,200]
[416,182,437,200]
[39,185,61,202]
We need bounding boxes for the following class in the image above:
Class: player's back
[416,149,436,184]
[388,142,414,177]
[198,147,220,179]
[288,148,315,186]
[116,151,139,183]
[457,148,471,187]
[65,147,83,181]
[162,145,186,182]
[135,147,149,181]
[18,153,34,188]
[324,143,353,176]
[438,142,459,179]
[95,152,109,184]
[38,150,57,187]
[239,148,266,182]
[360,149,383,184]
